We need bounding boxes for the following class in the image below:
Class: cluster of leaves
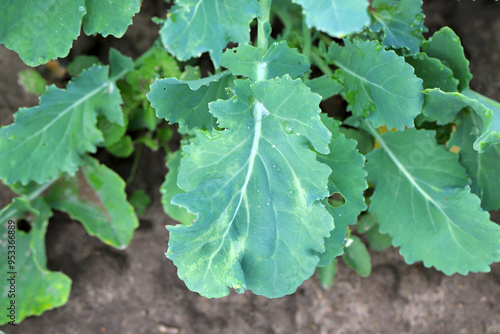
[1,0,500,324]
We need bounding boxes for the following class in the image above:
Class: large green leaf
[159,0,261,67]
[221,41,309,81]
[0,1,138,66]
[316,116,368,267]
[405,53,459,92]
[365,126,500,274]
[423,88,500,152]
[0,62,131,185]
[421,27,472,91]
[369,0,426,53]
[147,71,232,132]
[328,39,423,130]
[0,198,71,324]
[161,150,197,225]
[293,0,370,38]
[449,111,500,211]
[167,77,333,298]
[45,156,139,249]
[82,0,140,37]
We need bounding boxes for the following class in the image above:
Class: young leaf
[316,116,368,267]
[365,127,500,274]
[167,77,333,298]
[305,75,343,101]
[421,27,472,91]
[293,0,370,38]
[405,53,459,92]
[17,69,47,96]
[343,235,372,277]
[128,189,152,216]
[328,39,423,130]
[369,0,426,53]
[147,71,232,132]
[159,0,261,67]
[0,198,71,324]
[45,156,139,249]
[366,225,392,251]
[317,259,337,289]
[161,150,197,225]
[221,41,309,81]
[449,111,500,211]
[67,55,101,76]
[82,0,140,37]
[0,1,85,66]
[0,64,130,185]
[423,88,500,152]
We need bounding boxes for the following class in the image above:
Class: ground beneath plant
[1,1,500,333]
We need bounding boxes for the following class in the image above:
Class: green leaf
[67,55,101,76]
[421,27,472,91]
[128,189,151,216]
[17,69,47,96]
[365,126,500,274]
[405,53,459,92]
[293,0,370,38]
[0,64,127,185]
[106,135,134,158]
[161,150,197,225]
[462,89,500,152]
[423,88,500,152]
[369,0,426,53]
[340,127,374,155]
[342,235,372,277]
[305,75,343,101]
[316,116,368,267]
[167,77,333,298]
[328,39,423,130]
[366,224,392,251]
[449,111,500,211]
[147,71,232,132]
[0,198,71,324]
[159,0,261,67]
[45,156,139,249]
[0,0,85,66]
[221,41,309,81]
[82,0,140,37]
[317,259,337,289]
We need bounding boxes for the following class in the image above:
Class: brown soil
[1,1,500,333]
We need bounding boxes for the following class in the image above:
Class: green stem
[127,143,143,186]
[310,48,335,78]
[257,0,272,51]
[302,19,311,81]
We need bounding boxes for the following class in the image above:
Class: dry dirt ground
[1,1,500,333]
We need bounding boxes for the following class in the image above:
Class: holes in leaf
[17,219,32,233]
[328,192,345,208]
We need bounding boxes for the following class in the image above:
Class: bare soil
[1,1,500,333]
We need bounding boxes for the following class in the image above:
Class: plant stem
[127,143,143,186]
[258,0,272,51]
[310,49,335,78]
[302,19,311,81]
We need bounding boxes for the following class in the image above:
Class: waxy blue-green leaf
[423,88,500,152]
[317,116,368,267]
[369,0,426,53]
[221,42,309,81]
[0,64,129,185]
[449,111,500,211]
[0,1,139,66]
[328,39,423,130]
[293,0,370,38]
[0,0,85,66]
[161,150,197,225]
[147,71,232,132]
[305,75,343,101]
[0,198,71,324]
[365,127,500,274]
[82,0,140,37]
[405,53,459,92]
[167,76,333,298]
[159,0,261,67]
[422,27,472,91]
[45,156,139,249]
